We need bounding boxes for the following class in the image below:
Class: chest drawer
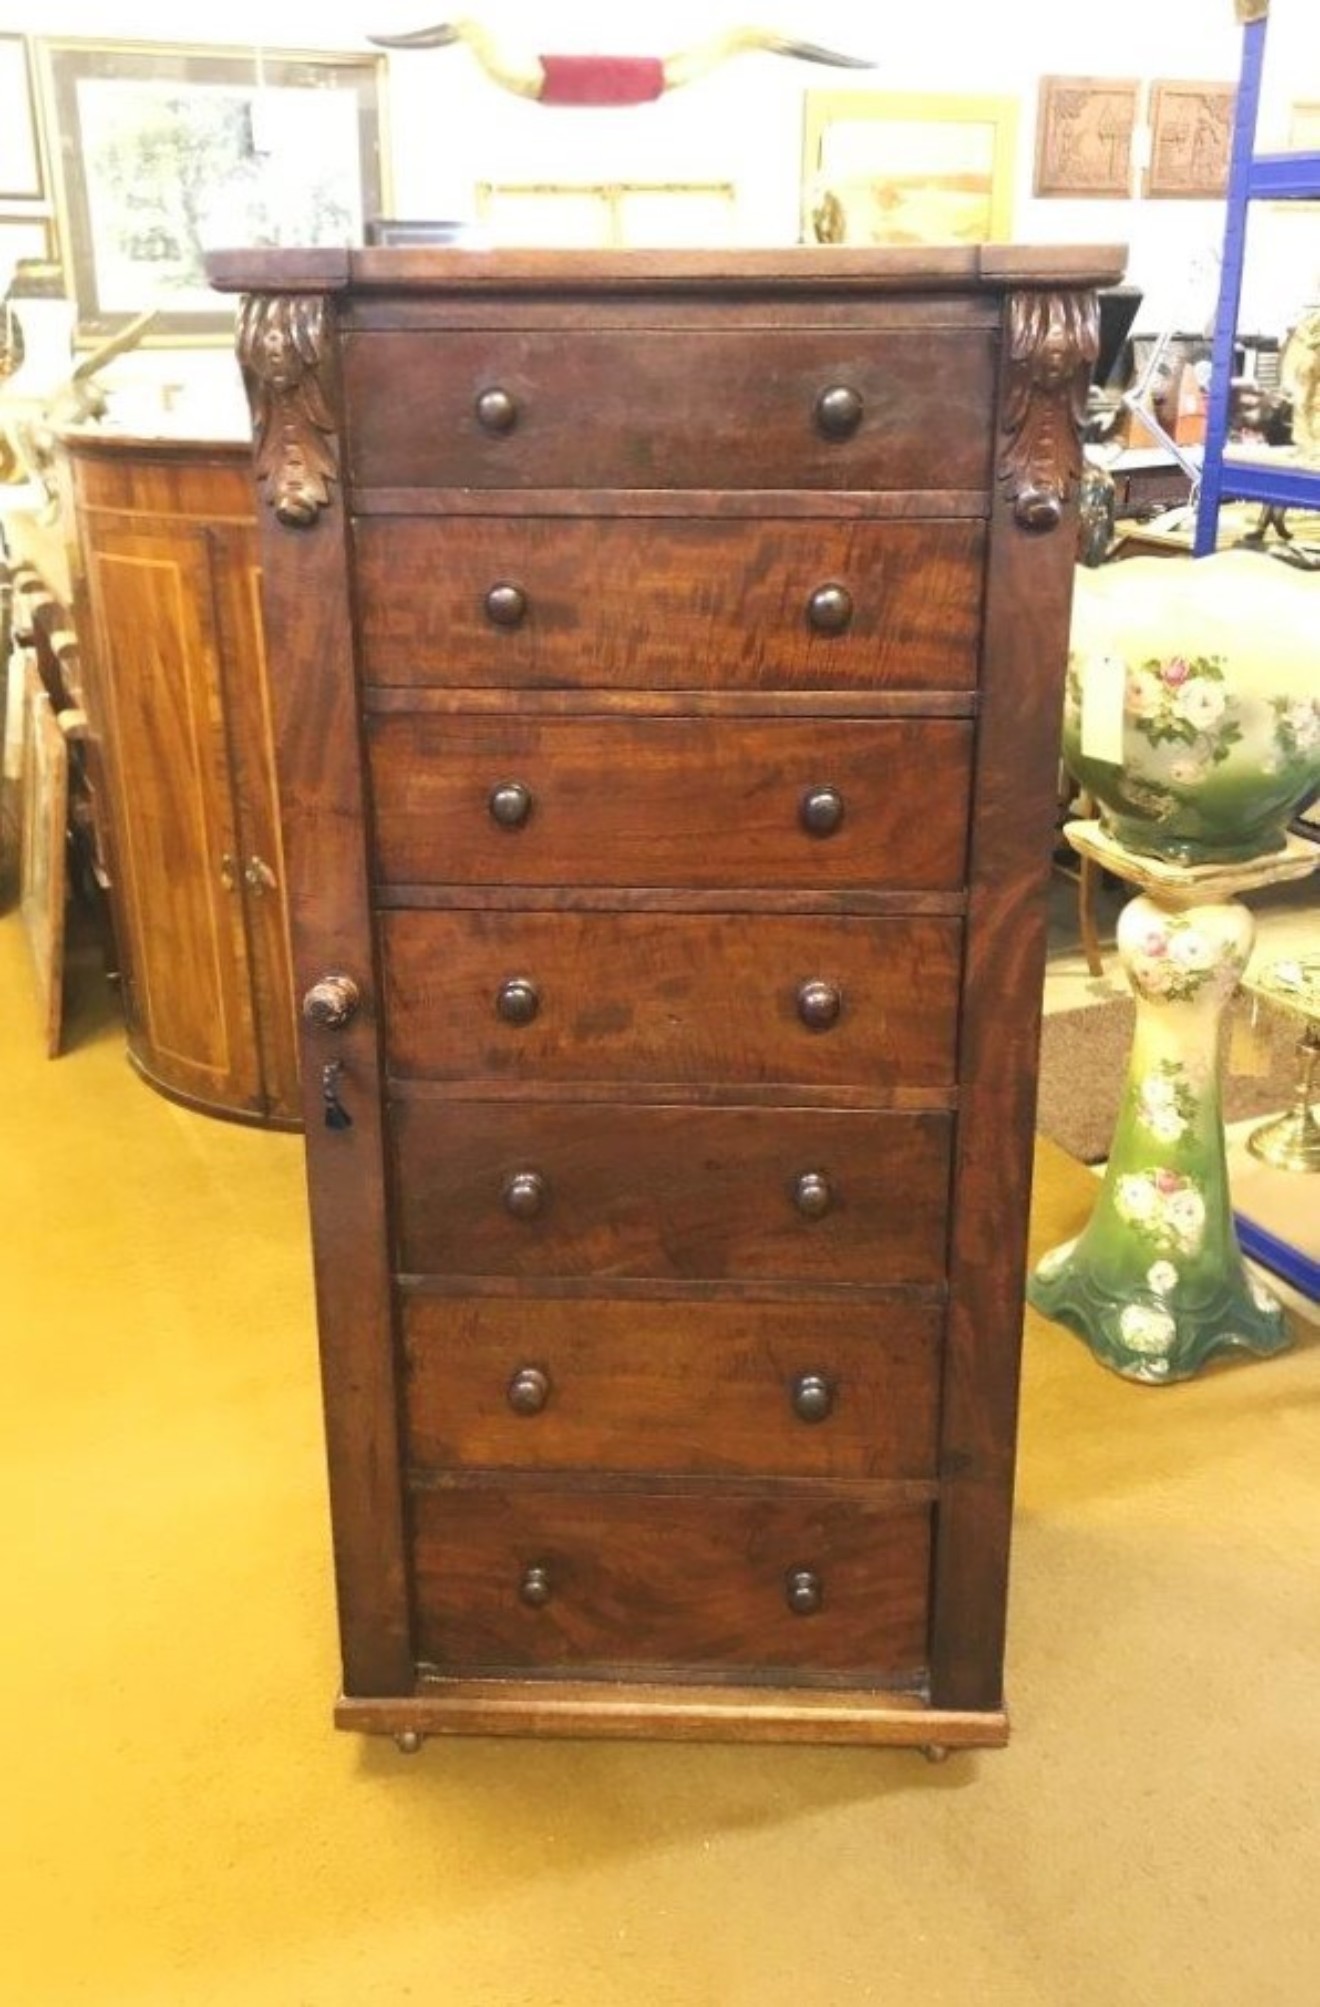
[355,517,986,691]
[343,329,995,492]
[410,1486,932,1679]
[368,716,972,891]
[402,1297,942,1480]
[391,1102,951,1284]
[381,909,960,1090]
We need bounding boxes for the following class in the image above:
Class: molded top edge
[206,243,1128,298]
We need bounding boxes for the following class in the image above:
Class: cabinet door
[207,523,301,1122]
[83,519,262,1117]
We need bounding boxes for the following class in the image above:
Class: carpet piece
[1037,993,1301,1163]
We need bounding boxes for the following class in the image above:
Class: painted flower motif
[1117,1173,1160,1222]
[1120,1302,1177,1356]
[1272,696,1320,761]
[1147,1260,1180,1295]
[1125,652,1242,771]
[1168,928,1215,972]
[1126,669,1164,720]
[1131,1059,1195,1139]
[1128,913,1242,1005]
[1113,1169,1207,1255]
[1164,1187,1206,1252]
[1173,680,1227,732]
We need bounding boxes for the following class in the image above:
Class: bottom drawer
[410,1488,931,1680]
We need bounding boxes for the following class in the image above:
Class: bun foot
[394,1729,425,1755]
[921,1743,950,1764]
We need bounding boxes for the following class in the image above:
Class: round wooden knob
[503,1170,547,1219]
[519,1564,552,1607]
[489,781,533,828]
[793,1171,834,1219]
[815,385,864,439]
[800,786,844,837]
[496,978,540,1025]
[786,1567,823,1614]
[301,974,360,1029]
[791,1373,834,1423]
[797,980,842,1030]
[507,1366,550,1415]
[485,583,528,627]
[475,387,518,433]
[807,585,853,634]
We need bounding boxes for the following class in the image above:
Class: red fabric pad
[538,55,667,104]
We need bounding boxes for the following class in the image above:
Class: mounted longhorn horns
[368,19,876,104]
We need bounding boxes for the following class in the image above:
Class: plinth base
[1029,1237,1288,1384]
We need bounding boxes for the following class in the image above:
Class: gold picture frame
[475,181,738,249]
[1034,77,1139,198]
[802,90,1017,247]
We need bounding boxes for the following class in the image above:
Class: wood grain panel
[380,909,961,1090]
[391,1102,951,1284]
[368,716,972,891]
[402,1297,942,1479]
[410,1486,932,1677]
[88,533,259,1111]
[355,517,985,690]
[342,329,995,491]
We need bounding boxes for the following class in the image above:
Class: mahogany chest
[212,244,1123,1752]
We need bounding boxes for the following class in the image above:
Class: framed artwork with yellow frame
[802,90,1017,248]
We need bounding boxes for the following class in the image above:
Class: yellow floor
[3,905,1319,2007]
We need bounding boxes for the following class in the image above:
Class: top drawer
[342,330,996,493]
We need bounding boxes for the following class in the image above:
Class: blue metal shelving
[1193,8,1320,555]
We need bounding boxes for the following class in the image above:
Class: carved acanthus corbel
[998,289,1099,532]
[236,294,338,526]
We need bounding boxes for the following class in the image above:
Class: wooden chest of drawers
[211,244,1123,1752]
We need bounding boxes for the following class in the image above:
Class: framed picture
[803,91,1017,247]
[39,39,387,340]
[1034,77,1139,198]
[0,36,44,201]
[1145,81,1236,199]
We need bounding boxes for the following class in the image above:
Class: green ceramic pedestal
[1029,825,1316,1383]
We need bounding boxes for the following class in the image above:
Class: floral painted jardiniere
[1029,892,1287,1383]
[1063,551,1320,865]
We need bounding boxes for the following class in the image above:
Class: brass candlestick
[1245,954,1320,1172]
